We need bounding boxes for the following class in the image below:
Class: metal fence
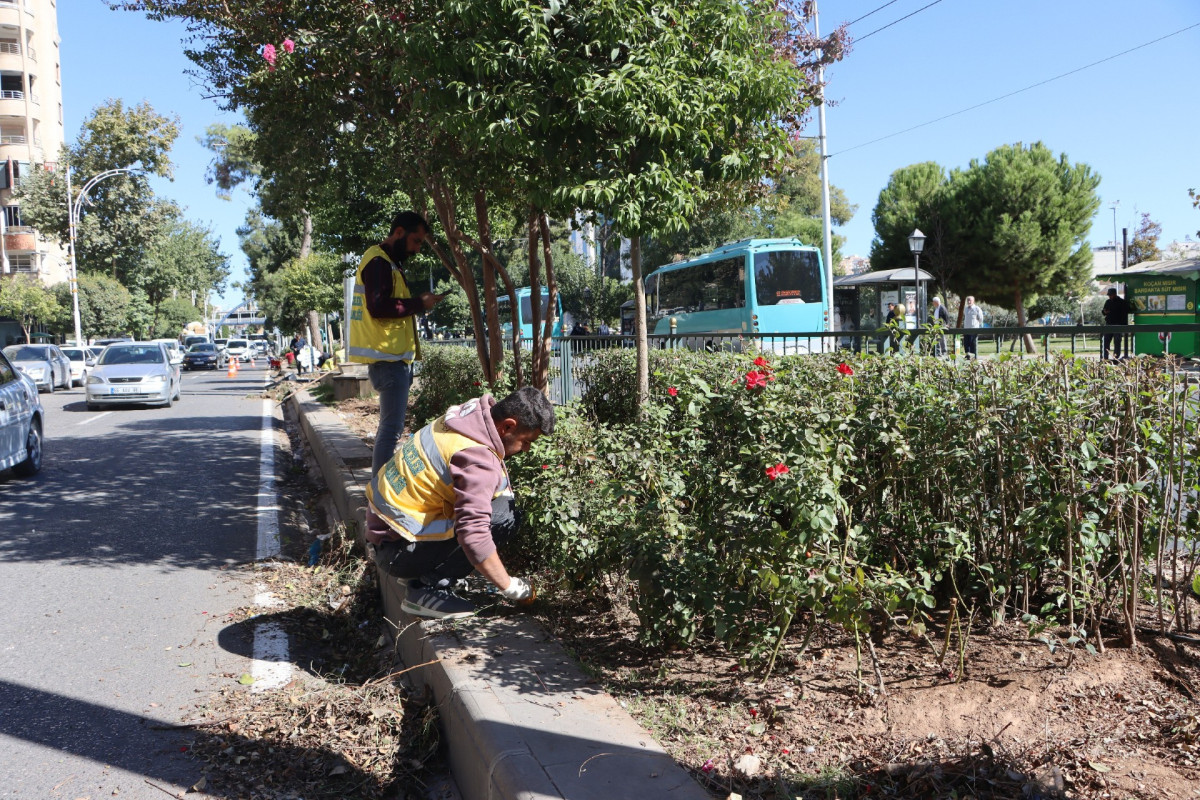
[425,322,1200,404]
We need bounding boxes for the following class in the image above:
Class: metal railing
[0,89,24,100]
[423,322,1200,404]
[0,133,24,144]
[0,42,18,56]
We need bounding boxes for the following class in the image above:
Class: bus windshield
[753,250,823,306]
[497,292,552,324]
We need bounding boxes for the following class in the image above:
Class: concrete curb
[287,388,712,800]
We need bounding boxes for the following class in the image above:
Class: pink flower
[700,759,715,774]
[667,386,678,397]
[542,464,550,469]
[282,38,295,54]
[753,356,770,369]
[765,463,790,481]
[748,707,759,718]
[262,43,276,65]
[745,370,768,390]
[837,362,854,376]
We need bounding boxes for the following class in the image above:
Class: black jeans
[963,334,978,358]
[1102,331,1125,360]
[373,497,522,586]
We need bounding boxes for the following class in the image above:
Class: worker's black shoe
[402,582,476,619]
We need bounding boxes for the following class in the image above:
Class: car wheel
[12,417,42,477]
[61,368,71,390]
[46,376,54,394]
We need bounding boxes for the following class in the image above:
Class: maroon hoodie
[366,395,509,566]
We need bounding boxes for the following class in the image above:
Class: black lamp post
[908,229,926,327]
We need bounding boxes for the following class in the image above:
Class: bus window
[656,257,743,314]
[754,251,822,306]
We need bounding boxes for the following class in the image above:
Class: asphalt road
[0,364,291,799]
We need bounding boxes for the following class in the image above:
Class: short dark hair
[389,211,430,236]
[492,386,555,435]
[1107,288,1118,296]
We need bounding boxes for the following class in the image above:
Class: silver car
[85,342,182,410]
[0,348,43,477]
[1,344,72,393]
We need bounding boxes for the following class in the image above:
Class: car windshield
[3,346,48,361]
[228,340,249,349]
[62,349,86,361]
[188,344,216,353]
[98,345,166,365]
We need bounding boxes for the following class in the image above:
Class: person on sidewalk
[365,387,555,619]
[348,210,447,476]
[928,296,950,356]
[962,295,984,359]
[1101,287,1130,360]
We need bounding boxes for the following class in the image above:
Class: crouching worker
[365,387,554,619]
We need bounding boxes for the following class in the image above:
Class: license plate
[109,385,142,394]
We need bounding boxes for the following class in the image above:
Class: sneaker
[402,582,477,619]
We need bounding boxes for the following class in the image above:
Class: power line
[855,0,948,43]
[846,0,904,28]
[832,20,1200,157]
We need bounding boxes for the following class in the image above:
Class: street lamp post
[65,167,144,345]
[908,228,926,331]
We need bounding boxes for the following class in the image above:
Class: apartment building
[0,0,64,285]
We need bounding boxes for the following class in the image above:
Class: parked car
[85,342,182,409]
[60,346,97,387]
[251,339,272,356]
[1,344,72,393]
[183,342,225,370]
[0,347,43,477]
[94,337,134,347]
[225,338,253,362]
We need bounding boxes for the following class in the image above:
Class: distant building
[839,255,870,276]
[0,0,66,286]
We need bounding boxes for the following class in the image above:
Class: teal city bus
[497,287,565,340]
[643,238,830,353]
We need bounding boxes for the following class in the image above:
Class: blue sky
[62,0,1199,307]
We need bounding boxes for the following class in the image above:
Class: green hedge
[436,346,1200,663]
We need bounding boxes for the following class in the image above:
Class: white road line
[77,411,112,425]
[250,397,290,691]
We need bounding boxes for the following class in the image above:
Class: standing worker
[349,211,446,476]
[366,387,554,619]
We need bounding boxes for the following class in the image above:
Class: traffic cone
[227,357,238,377]
[248,352,256,367]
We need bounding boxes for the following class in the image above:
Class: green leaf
[238,673,256,685]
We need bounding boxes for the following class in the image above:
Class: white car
[152,338,185,366]
[60,347,97,387]
[0,347,43,477]
[85,342,182,410]
[225,338,253,362]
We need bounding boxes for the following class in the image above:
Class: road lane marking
[251,398,290,691]
[77,411,112,425]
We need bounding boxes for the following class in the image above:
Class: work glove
[501,576,536,606]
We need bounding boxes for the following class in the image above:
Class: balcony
[5,228,35,251]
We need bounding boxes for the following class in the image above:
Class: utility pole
[814,0,834,330]
[1110,201,1120,271]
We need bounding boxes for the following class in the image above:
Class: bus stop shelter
[1097,259,1200,357]
[833,267,933,349]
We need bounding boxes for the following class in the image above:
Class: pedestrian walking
[366,388,554,619]
[962,296,984,359]
[1101,287,1130,360]
[885,302,903,353]
[348,211,447,476]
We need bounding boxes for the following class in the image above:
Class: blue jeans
[368,360,413,476]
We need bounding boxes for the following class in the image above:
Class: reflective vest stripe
[347,345,416,362]
[420,425,451,485]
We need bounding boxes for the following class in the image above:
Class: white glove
[501,576,533,602]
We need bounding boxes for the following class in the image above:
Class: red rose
[765,463,790,481]
[837,362,854,376]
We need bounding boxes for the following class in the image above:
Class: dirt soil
[332,394,1200,799]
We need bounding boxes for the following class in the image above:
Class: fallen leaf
[1088,761,1111,773]
[177,662,193,668]
[188,776,207,792]
[238,673,255,685]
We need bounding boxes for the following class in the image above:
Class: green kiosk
[1097,259,1199,358]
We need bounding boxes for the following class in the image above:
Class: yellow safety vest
[348,244,420,364]
[367,408,512,543]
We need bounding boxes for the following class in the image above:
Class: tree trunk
[527,209,546,391]
[631,235,649,410]
[473,191,506,385]
[538,212,558,393]
[1013,285,1036,354]
[298,210,322,351]
[427,179,491,382]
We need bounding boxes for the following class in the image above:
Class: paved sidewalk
[287,386,712,800]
